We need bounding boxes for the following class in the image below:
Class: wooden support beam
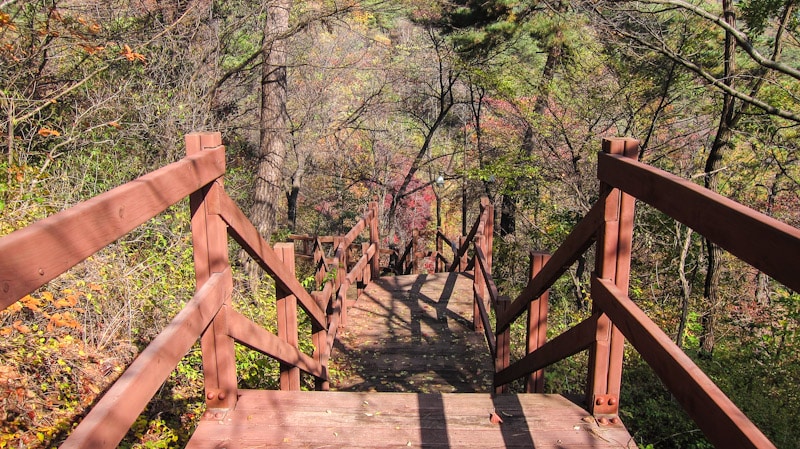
[526,252,551,393]
[592,277,776,449]
[188,132,237,411]
[587,137,638,416]
[227,310,325,380]
[495,314,597,389]
[275,243,301,391]
[598,151,800,294]
[216,191,326,329]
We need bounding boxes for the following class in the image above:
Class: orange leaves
[46,312,79,332]
[12,321,31,334]
[107,121,121,129]
[20,295,42,312]
[37,128,61,138]
[120,44,146,63]
[0,12,15,30]
[79,44,105,55]
[2,290,85,335]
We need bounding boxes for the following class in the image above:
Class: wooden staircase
[0,132,789,448]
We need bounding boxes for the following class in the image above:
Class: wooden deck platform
[333,272,493,392]
[188,390,637,448]
[187,272,636,448]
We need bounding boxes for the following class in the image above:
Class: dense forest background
[1,0,799,447]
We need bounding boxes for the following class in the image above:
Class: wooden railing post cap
[601,137,639,157]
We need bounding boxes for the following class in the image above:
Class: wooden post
[458,236,468,272]
[369,202,380,279]
[435,229,443,273]
[481,197,494,272]
[314,239,326,290]
[473,235,485,332]
[275,243,301,391]
[311,291,330,391]
[526,252,551,393]
[412,229,420,274]
[335,237,348,327]
[187,132,237,411]
[495,298,510,395]
[587,138,639,416]
[359,242,370,298]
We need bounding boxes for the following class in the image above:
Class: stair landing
[187,390,637,448]
[187,273,636,448]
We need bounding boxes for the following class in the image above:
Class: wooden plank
[497,198,605,333]
[227,310,326,379]
[187,390,635,449]
[592,276,776,449]
[598,152,800,294]
[61,270,232,449]
[0,147,225,310]
[332,273,494,394]
[216,191,326,329]
[495,315,598,388]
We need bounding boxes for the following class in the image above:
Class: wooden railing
[0,132,381,448]
[485,137,785,449]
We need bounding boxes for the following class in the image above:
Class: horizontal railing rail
[0,132,382,448]
[491,137,780,449]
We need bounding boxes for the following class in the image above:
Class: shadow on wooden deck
[331,272,493,393]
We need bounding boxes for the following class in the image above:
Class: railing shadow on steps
[0,132,381,448]
[453,138,788,449]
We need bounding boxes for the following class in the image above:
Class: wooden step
[186,390,636,448]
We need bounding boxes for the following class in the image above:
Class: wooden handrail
[473,245,496,358]
[496,198,605,333]
[495,314,597,387]
[598,152,800,293]
[592,277,775,449]
[492,137,780,448]
[218,191,327,329]
[447,199,487,272]
[62,269,232,448]
[0,146,225,310]
[227,309,326,379]
[0,132,388,447]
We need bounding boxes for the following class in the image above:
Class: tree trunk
[246,0,291,287]
[700,0,736,357]
[676,224,693,348]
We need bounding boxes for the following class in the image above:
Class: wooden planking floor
[187,390,637,448]
[332,272,493,393]
[187,272,637,448]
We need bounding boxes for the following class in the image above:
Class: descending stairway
[187,273,636,448]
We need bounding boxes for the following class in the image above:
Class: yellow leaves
[120,44,146,63]
[0,12,15,30]
[37,128,60,138]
